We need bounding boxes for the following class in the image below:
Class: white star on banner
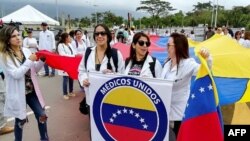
[143,124,148,129]
[140,118,145,123]
[135,113,140,118]
[123,108,127,113]
[129,109,134,115]
[110,118,114,123]
[117,110,122,115]
[112,113,117,118]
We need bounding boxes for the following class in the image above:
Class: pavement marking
[7,106,51,122]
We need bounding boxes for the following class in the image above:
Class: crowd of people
[0,20,249,141]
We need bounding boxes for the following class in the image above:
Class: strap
[110,48,118,72]
[149,57,156,78]
[84,47,93,69]
[125,58,130,68]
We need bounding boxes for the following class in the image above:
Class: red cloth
[36,50,82,80]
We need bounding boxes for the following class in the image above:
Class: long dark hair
[0,25,20,66]
[128,32,150,61]
[170,33,189,74]
[56,32,69,52]
[93,24,113,70]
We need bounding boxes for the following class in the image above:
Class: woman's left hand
[102,69,113,74]
[199,48,210,59]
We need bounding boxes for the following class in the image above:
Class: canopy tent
[1,5,59,26]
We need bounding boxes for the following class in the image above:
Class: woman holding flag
[0,26,49,141]
[161,33,212,138]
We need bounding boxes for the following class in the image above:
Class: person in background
[161,33,212,139]
[242,31,250,48]
[23,30,39,53]
[241,28,245,38]
[38,22,56,77]
[0,25,49,141]
[78,24,124,107]
[69,30,75,43]
[204,26,215,40]
[234,31,244,46]
[22,27,28,39]
[71,29,87,56]
[0,66,14,135]
[222,27,232,38]
[56,33,77,100]
[110,30,117,47]
[164,30,170,37]
[188,30,195,40]
[124,32,162,78]
[82,30,91,47]
[55,29,63,44]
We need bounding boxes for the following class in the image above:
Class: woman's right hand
[83,79,90,87]
[29,54,37,61]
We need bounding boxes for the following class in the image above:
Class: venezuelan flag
[101,87,158,141]
[177,54,224,141]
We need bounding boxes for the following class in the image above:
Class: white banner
[88,72,173,141]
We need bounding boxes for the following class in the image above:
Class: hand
[102,69,113,74]
[199,48,210,59]
[83,79,90,87]
[29,54,37,61]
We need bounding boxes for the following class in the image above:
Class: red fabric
[36,50,82,79]
[104,123,154,141]
[113,42,130,59]
[177,112,224,141]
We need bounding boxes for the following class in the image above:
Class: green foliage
[136,0,175,18]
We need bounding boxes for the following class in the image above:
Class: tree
[136,0,175,18]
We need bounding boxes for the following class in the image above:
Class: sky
[1,0,250,18]
[20,0,249,12]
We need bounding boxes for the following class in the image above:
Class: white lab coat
[38,30,56,52]
[78,46,124,104]
[0,48,45,119]
[57,43,76,76]
[124,55,162,78]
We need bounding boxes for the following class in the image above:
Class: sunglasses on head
[137,40,150,47]
[94,31,107,36]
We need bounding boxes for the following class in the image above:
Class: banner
[88,72,173,141]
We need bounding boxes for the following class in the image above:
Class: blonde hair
[0,26,20,66]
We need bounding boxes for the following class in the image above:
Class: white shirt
[38,30,56,52]
[124,55,162,78]
[71,39,87,55]
[23,37,38,53]
[82,34,91,47]
[242,40,250,48]
[0,48,45,119]
[78,46,124,104]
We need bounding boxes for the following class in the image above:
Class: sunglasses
[94,31,107,36]
[137,40,150,47]
[167,43,175,48]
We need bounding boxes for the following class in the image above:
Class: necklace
[95,49,104,64]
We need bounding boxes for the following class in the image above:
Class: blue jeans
[14,92,49,141]
[63,76,74,95]
[44,63,55,75]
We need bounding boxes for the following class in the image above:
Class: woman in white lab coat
[161,33,212,138]
[124,32,162,78]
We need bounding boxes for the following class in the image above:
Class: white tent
[1,5,59,26]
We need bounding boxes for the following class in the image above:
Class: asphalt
[1,75,91,141]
